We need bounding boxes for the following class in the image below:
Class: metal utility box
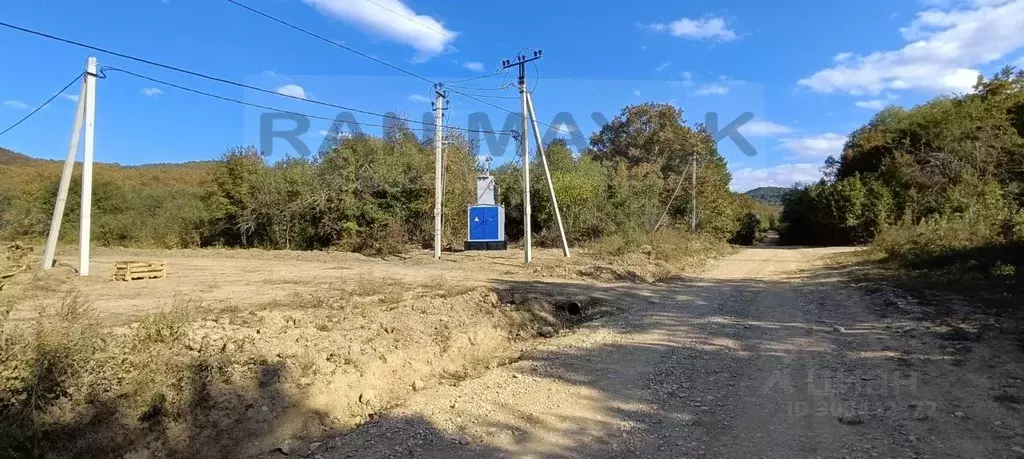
[465,204,507,251]
[476,175,497,205]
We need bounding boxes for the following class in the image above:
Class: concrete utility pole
[505,54,535,263]
[691,152,698,233]
[502,50,570,263]
[80,57,98,276]
[43,57,98,276]
[525,92,570,258]
[433,84,446,259]
[43,72,87,270]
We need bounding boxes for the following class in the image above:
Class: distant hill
[0,145,221,246]
[0,147,47,166]
[743,186,791,206]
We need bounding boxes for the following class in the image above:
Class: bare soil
[6,246,681,322]
[301,247,1024,459]
[4,245,1024,458]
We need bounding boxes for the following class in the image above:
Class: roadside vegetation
[1,103,777,257]
[779,66,1024,294]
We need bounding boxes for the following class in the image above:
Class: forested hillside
[744,186,790,206]
[0,103,778,254]
[779,66,1024,282]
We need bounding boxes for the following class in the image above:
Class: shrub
[730,212,768,246]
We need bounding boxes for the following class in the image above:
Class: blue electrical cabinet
[465,204,507,251]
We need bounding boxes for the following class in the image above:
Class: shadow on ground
[10,247,1019,458]
[305,251,1022,459]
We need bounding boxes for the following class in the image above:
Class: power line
[222,0,435,85]
[0,21,509,135]
[446,82,514,92]
[443,68,503,85]
[447,86,588,142]
[218,1,534,129]
[105,66,511,135]
[0,71,84,138]
[215,1,574,137]
[524,47,608,105]
[359,0,451,38]
[446,91,519,100]
[105,67,378,127]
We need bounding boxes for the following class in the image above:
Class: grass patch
[582,227,733,282]
[866,216,1023,309]
[0,294,275,458]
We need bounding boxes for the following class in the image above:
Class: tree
[589,104,738,238]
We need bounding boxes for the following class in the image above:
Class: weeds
[134,296,202,347]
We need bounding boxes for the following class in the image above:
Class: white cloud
[730,163,823,192]
[833,52,855,63]
[799,0,1024,95]
[655,61,672,72]
[60,94,79,103]
[462,61,485,72]
[644,17,738,42]
[141,87,164,97]
[695,84,729,95]
[740,120,794,137]
[302,0,457,57]
[408,94,431,103]
[633,89,641,96]
[3,100,29,110]
[855,99,887,109]
[777,133,848,159]
[1016,56,1024,67]
[276,84,308,99]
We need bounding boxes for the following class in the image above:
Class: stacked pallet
[113,261,166,281]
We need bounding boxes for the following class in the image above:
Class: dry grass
[580,228,733,282]
[0,293,248,457]
[0,273,622,458]
[0,239,710,457]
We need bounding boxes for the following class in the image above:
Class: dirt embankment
[292,247,1024,459]
[0,246,639,458]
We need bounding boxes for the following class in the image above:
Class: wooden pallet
[113,261,166,281]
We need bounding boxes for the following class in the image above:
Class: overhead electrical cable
[0,21,511,135]
[223,0,435,85]
[0,71,85,138]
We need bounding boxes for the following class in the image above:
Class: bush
[780,64,1024,278]
[873,209,1023,274]
[0,103,755,255]
[730,212,768,246]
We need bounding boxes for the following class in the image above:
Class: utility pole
[80,57,98,276]
[43,71,87,270]
[433,83,446,259]
[43,57,97,276]
[504,54,535,263]
[690,152,697,233]
[503,50,570,262]
[525,92,570,258]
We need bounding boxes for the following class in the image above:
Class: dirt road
[314,247,1024,458]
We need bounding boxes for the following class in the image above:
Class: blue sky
[2,0,1024,191]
